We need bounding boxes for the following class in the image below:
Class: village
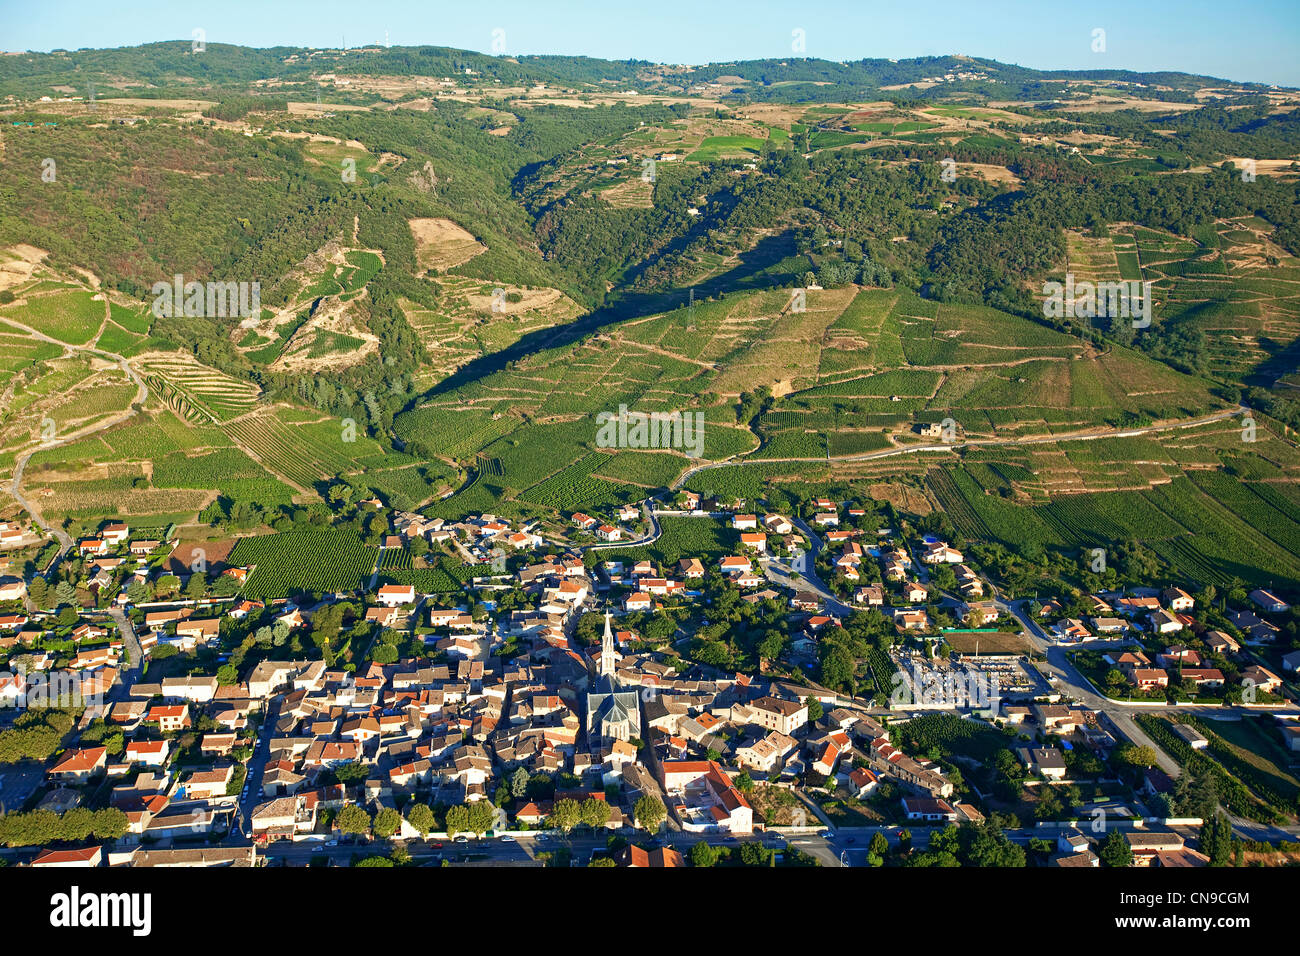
[0,489,1297,870]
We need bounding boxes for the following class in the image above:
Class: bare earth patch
[409,218,488,272]
[0,245,49,292]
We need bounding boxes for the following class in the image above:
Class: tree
[372,807,402,840]
[184,573,207,601]
[1113,743,1158,769]
[54,580,77,607]
[690,840,719,867]
[405,803,435,836]
[758,630,785,662]
[1199,812,1231,866]
[389,844,412,866]
[928,824,960,857]
[27,576,49,608]
[212,574,241,598]
[444,804,470,837]
[818,644,855,692]
[465,801,496,836]
[634,794,666,833]
[510,766,529,799]
[963,822,1026,867]
[1098,830,1132,868]
[335,805,371,837]
[739,841,773,867]
[551,798,581,832]
[869,831,889,859]
[580,798,610,830]
[805,696,824,721]
[335,762,368,784]
[1187,770,1220,820]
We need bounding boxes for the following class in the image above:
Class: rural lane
[670,404,1248,490]
[3,314,150,572]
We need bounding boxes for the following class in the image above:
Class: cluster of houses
[391,512,543,564]
[826,528,1000,633]
[1039,585,1292,700]
[1046,586,1290,646]
[571,504,642,543]
[1046,824,1210,868]
[37,671,248,855]
[2,523,176,627]
[0,521,187,678]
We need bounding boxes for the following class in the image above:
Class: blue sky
[3,0,1299,86]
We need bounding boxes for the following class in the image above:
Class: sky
[2,0,1299,87]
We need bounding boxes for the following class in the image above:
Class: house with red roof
[48,746,107,784]
[31,846,103,867]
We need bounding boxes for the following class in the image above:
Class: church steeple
[598,610,617,679]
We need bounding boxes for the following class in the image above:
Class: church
[585,611,642,750]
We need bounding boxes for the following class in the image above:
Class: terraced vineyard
[303,249,383,298]
[225,407,383,490]
[136,352,261,423]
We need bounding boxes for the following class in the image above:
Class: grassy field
[686,135,765,162]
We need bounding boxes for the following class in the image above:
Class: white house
[377,584,416,607]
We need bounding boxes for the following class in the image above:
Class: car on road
[843,836,856,845]
[499,835,516,842]
[454,836,469,844]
